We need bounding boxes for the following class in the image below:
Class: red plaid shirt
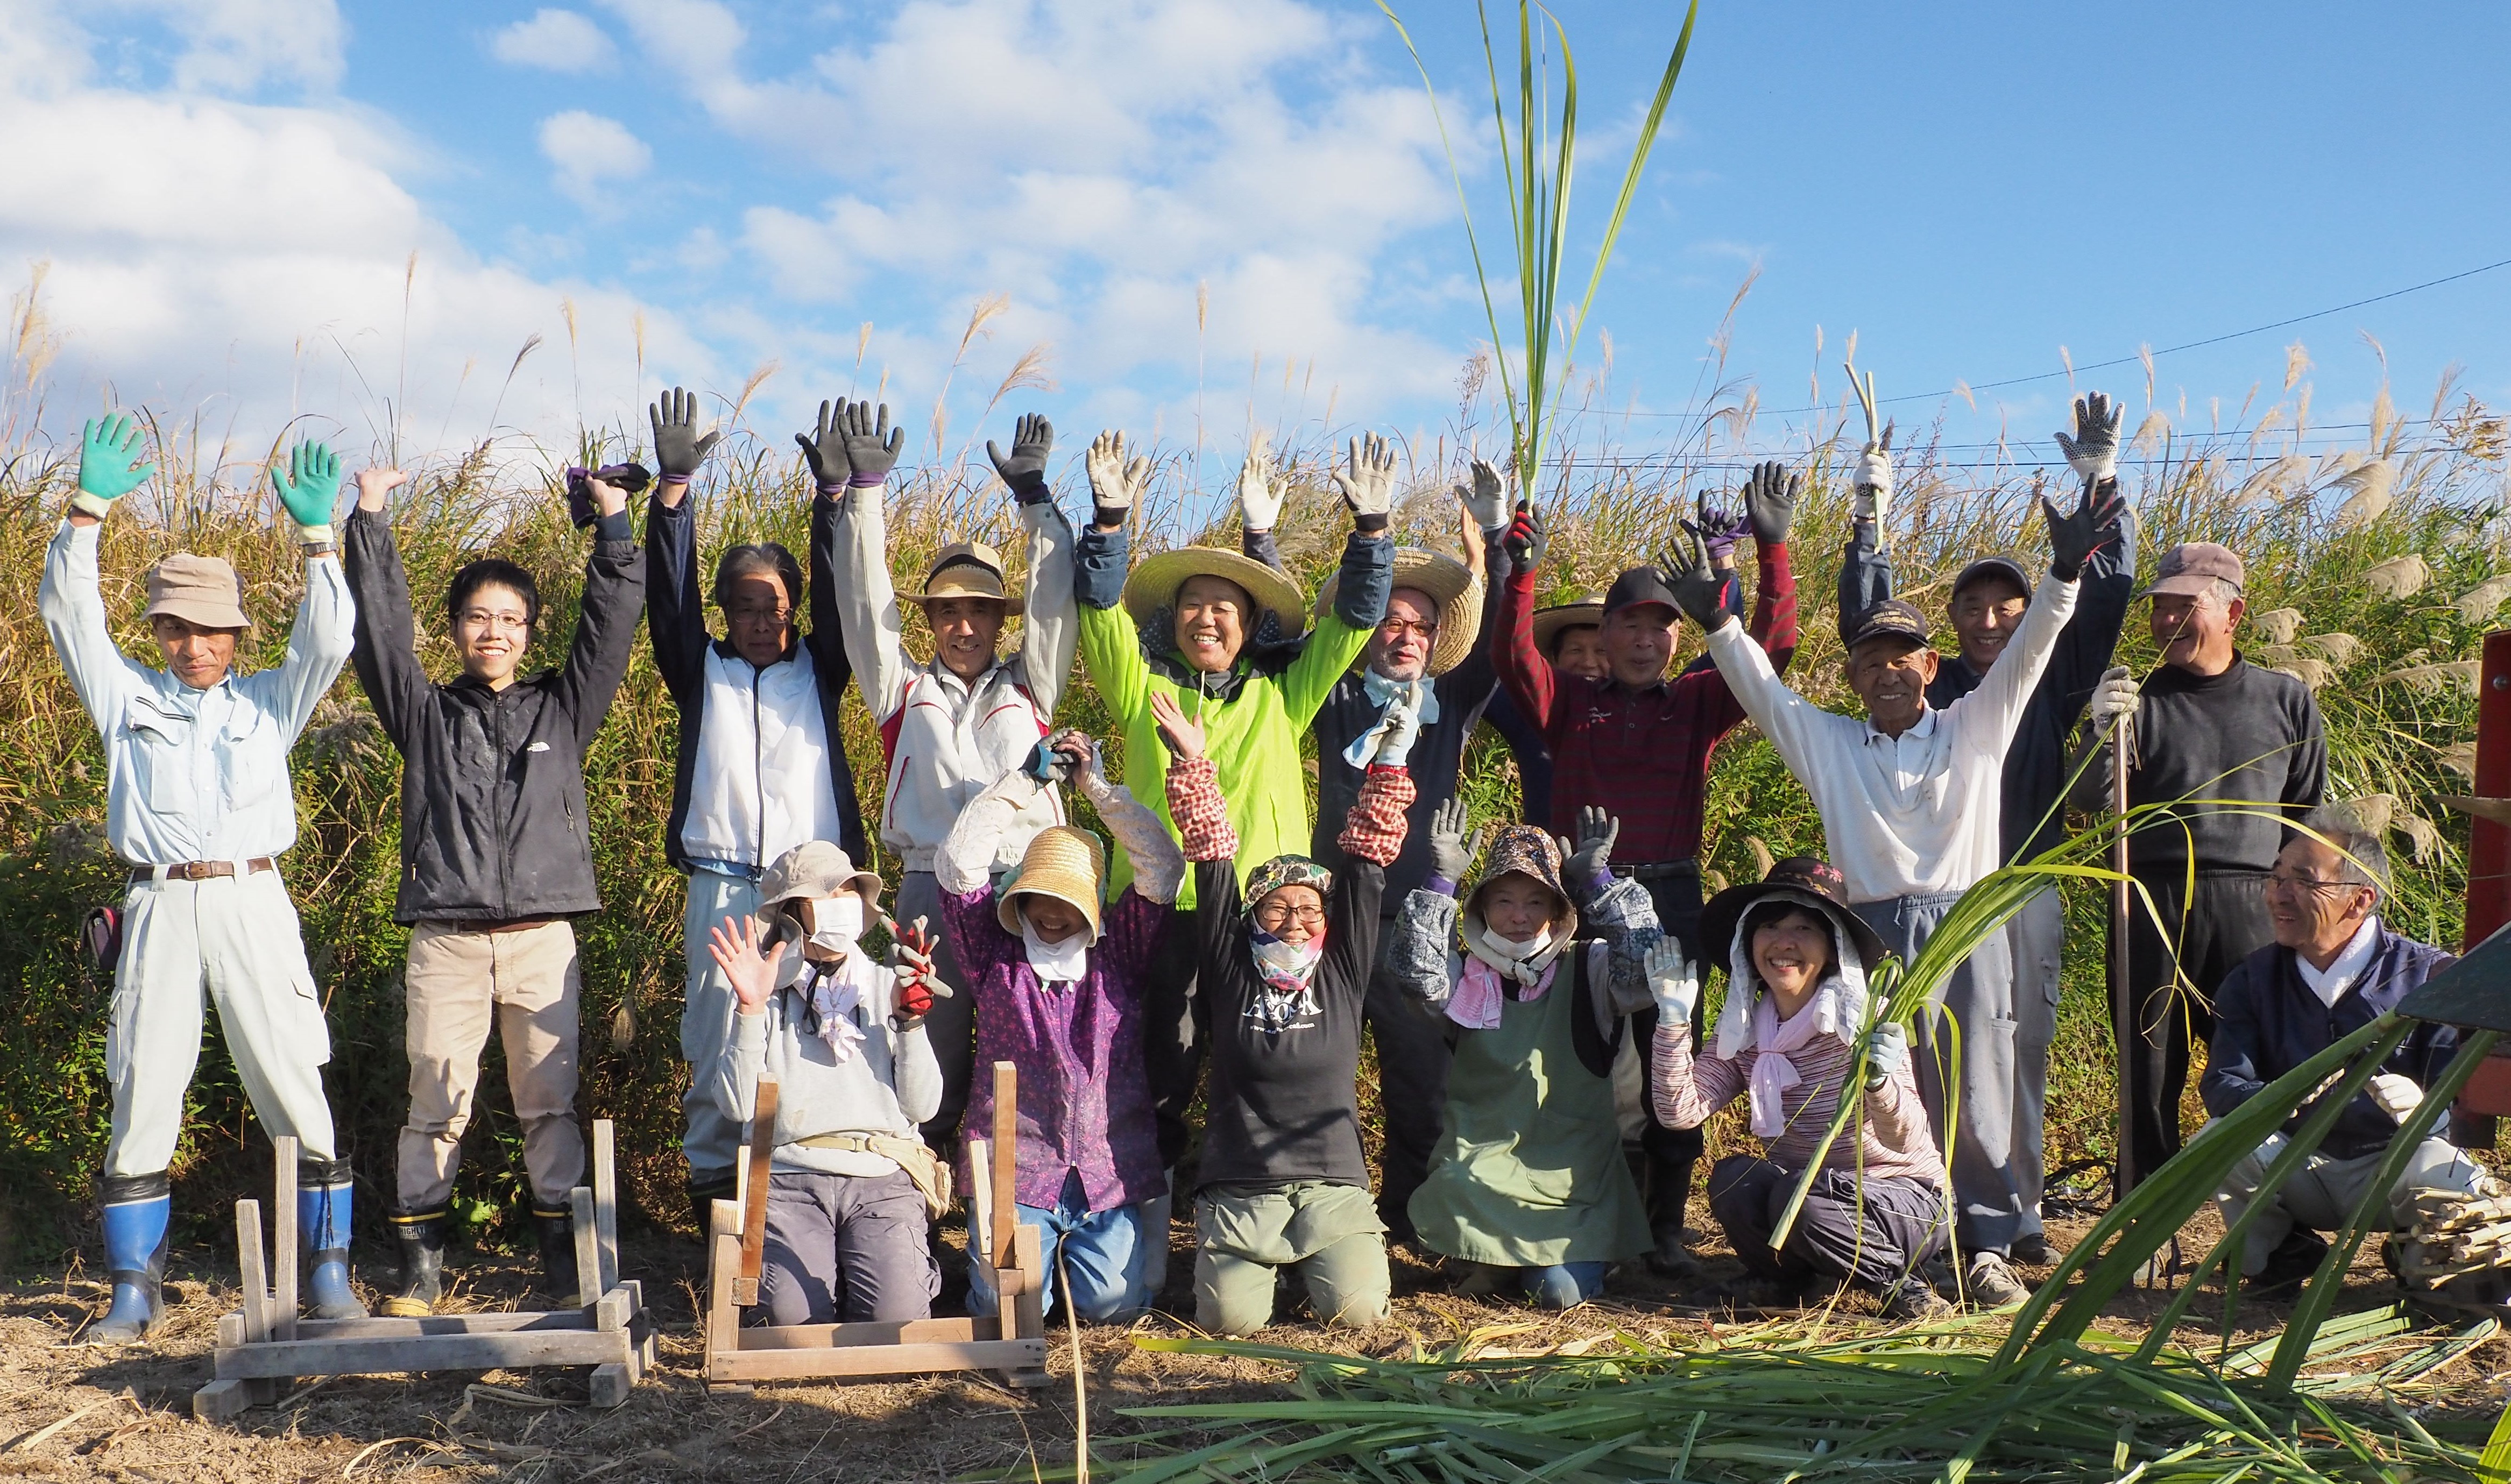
[1494,545,1798,864]
[1336,764,1416,867]
[1169,755,1413,869]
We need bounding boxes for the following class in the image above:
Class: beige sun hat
[906,541,1024,618]
[1531,591,1607,656]
[760,841,883,907]
[1314,549,1482,676]
[994,825,1108,942]
[1121,547,1309,642]
[144,553,252,631]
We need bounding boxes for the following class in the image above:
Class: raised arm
[1157,697,1246,971]
[935,758,1049,896]
[1072,430,1155,716]
[551,486,648,755]
[41,415,164,728]
[1491,502,1557,728]
[1012,476,1078,717]
[2039,491,2139,734]
[1077,743,1184,905]
[807,397,911,722]
[342,495,431,752]
[643,486,710,713]
[1281,434,1398,723]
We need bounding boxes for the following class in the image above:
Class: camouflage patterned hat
[1244,854,1333,914]
[1465,825,1572,919]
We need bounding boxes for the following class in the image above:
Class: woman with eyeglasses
[1150,688,1417,1336]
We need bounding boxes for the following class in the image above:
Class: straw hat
[906,541,1023,618]
[1121,547,1309,641]
[1531,591,1605,656]
[760,841,883,907]
[995,825,1108,942]
[144,553,252,631]
[1314,550,1482,676]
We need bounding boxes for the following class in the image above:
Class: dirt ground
[3,1198,2505,1484]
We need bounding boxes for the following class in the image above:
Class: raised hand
[1426,796,1486,886]
[1086,430,1149,528]
[355,466,408,514]
[1331,432,1396,533]
[1148,690,1206,760]
[1455,457,1508,532]
[1864,1019,1909,1089]
[986,412,1055,505]
[1501,500,1547,570]
[1652,530,1730,630]
[1684,491,1751,563]
[649,387,722,487]
[1743,460,1800,546]
[1023,729,1091,785]
[887,914,947,1027]
[2055,391,2124,485]
[271,440,343,546]
[795,399,852,492]
[843,401,904,486]
[1235,435,1282,532]
[1559,805,1621,884]
[1646,939,1700,1025]
[707,913,789,1013]
[1854,422,1895,529]
[2042,477,2103,581]
[72,413,154,520]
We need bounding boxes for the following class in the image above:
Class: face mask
[1489,926,1552,962]
[808,893,865,956]
[1022,913,1091,983]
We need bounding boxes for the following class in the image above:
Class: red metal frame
[2456,631,2511,1125]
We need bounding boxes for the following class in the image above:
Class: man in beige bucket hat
[40,414,363,1343]
[826,401,1077,1163]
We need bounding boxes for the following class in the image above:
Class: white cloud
[491,9,618,73]
[94,0,348,94]
[537,110,652,208]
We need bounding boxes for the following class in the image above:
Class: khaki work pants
[396,920,584,1211]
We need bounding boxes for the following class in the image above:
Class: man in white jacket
[1666,481,2111,1307]
[829,403,1077,1155]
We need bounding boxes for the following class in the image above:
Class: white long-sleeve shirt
[710,949,941,1178]
[1704,569,2078,903]
[39,520,355,866]
[836,490,1077,872]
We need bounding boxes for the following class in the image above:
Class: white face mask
[1489,926,1552,962]
[1022,915,1091,983]
[808,893,865,956]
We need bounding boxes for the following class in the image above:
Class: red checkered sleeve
[1165,755,1237,863]
[1337,764,1417,867]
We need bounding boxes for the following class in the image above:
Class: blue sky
[8,1,2508,495]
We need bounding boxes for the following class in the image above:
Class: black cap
[1603,565,1681,619]
[1949,555,2034,601]
[1844,598,1932,650]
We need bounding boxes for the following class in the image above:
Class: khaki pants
[397,920,584,1211]
[1194,1181,1389,1335]
[2214,1124,2487,1276]
[108,869,336,1176]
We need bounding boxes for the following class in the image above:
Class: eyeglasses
[1376,617,1436,642]
[457,610,529,634]
[726,604,793,628]
[2264,872,2362,898]
[1254,902,1326,928]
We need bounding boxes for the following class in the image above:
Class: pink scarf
[1742,981,1843,1138]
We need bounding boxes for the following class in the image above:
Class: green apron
[1407,944,1651,1266]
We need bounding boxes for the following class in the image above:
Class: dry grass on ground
[4,1198,2506,1483]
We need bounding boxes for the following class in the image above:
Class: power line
[1603,253,2511,422]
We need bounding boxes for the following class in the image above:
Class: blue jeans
[967,1168,1149,1323]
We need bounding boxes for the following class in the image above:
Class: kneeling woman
[706,842,949,1325]
[1651,858,1949,1319]
[935,729,1181,1322]
[1152,690,1414,1336]
[1390,801,1659,1308]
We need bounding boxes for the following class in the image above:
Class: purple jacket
[942,884,1168,1212]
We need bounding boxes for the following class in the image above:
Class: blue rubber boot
[1524,1261,1608,1311]
[300,1159,366,1321]
[90,1173,171,1344]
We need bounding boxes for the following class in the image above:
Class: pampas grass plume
[2363,553,2434,599]
[2252,607,2305,645]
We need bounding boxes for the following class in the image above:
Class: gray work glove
[1653,531,1731,630]
[1865,1020,1909,1089]
[1236,435,1281,532]
[1455,457,1508,532]
[1743,459,1800,545]
[1086,430,1148,527]
[2042,476,2103,581]
[650,386,723,484]
[2087,665,2139,734]
[1426,796,1487,886]
[2055,391,2125,485]
[1557,805,1620,886]
[1854,422,1895,528]
[986,413,1055,505]
[1333,431,1397,535]
[842,400,904,485]
[796,399,852,491]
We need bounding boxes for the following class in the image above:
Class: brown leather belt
[130,857,277,883]
[464,917,561,935]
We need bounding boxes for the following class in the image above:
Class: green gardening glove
[73,414,155,520]
[272,440,343,548]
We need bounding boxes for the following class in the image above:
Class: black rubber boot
[687,1169,737,1239]
[533,1205,582,1306]
[1644,1154,1700,1279]
[383,1208,448,1318]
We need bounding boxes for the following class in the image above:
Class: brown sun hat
[995,825,1108,943]
[2139,541,2245,600]
[1313,549,1482,675]
[907,540,1024,618]
[143,553,251,631]
[1122,547,1308,640]
[1699,856,1887,976]
[1532,591,1607,655]
[760,841,883,908]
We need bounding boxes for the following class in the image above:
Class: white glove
[2367,1073,2424,1123]
[1086,430,1149,521]
[1852,442,1893,528]
[2055,390,2124,484]
[1236,436,1281,532]
[1332,431,1397,523]
[1864,1020,1908,1089]
[2087,665,2139,734]
[1456,457,1508,532]
[1646,940,1699,1025]
[1373,683,1424,766]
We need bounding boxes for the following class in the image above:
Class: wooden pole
[991,1062,1018,1273]
[2110,715,2139,1198]
[271,1136,299,1341]
[739,1081,779,1298]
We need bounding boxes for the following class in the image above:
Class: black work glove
[796,399,852,491]
[1653,530,1730,630]
[1743,460,1800,546]
[843,401,905,485]
[986,413,1055,505]
[649,386,722,484]
[2042,474,2105,581]
[1502,500,1548,570]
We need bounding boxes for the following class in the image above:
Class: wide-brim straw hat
[906,540,1024,618]
[144,553,252,631]
[1699,856,1887,977]
[1314,549,1481,676]
[1531,592,1606,656]
[1122,548,1309,641]
[760,841,883,908]
[995,825,1107,943]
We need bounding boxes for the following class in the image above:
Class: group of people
[41,384,2493,1347]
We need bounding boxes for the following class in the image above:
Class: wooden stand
[703,1062,1049,1390]
[193,1124,654,1422]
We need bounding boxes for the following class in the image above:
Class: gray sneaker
[1964,1251,2031,1309]
[1879,1278,1956,1323]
